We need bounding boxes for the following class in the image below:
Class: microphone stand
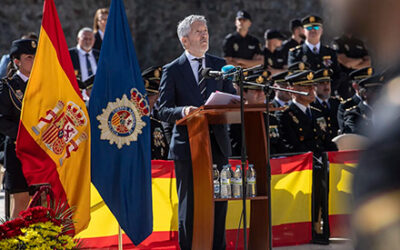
[237,79,308,250]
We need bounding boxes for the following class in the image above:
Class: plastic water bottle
[220,165,232,198]
[247,164,257,197]
[232,165,243,198]
[213,164,220,198]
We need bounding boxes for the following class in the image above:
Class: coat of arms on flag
[97,88,150,149]
[31,101,88,166]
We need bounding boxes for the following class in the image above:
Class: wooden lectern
[176,104,275,250]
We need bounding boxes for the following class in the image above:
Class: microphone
[201,65,238,80]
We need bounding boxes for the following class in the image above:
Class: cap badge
[367,68,373,76]
[31,40,37,48]
[307,72,314,80]
[256,76,264,84]
[323,70,329,77]
[299,62,305,70]
[309,16,315,23]
[262,71,269,77]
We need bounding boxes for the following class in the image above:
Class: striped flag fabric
[16,0,91,234]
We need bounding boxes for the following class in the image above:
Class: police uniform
[331,34,369,74]
[288,15,342,91]
[343,75,383,135]
[276,71,337,242]
[337,67,373,132]
[0,39,37,193]
[276,70,337,156]
[311,69,341,140]
[222,11,262,60]
[270,70,291,108]
[263,29,286,69]
[142,66,169,160]
[278,19,304,64]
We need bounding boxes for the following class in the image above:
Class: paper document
[205,91,240,106]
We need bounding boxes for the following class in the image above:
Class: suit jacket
[93,32,103,51]
[276,103,337,156]
[288,43,342,90]
[69,47,100,81]
[158,52,236,161]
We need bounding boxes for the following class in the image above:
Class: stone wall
[0,0,326,69]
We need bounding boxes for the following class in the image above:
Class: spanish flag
[16,0,91,234]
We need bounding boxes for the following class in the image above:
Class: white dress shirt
[305,40,321,54]
[293,99,310,114]
[77,45,97,82]
[185,50,206,84]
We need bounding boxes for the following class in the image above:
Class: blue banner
[89,0,153,245]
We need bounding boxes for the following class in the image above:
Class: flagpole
[118,225,123,250]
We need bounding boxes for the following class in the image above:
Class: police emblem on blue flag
[88,0,153,245]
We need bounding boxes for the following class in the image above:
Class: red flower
[0,218,26,239]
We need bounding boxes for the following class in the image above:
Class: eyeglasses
[305,25,321,31]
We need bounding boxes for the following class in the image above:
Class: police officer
[343,74,383,135]
[288,15,342,92]
[278,19,305,64]
[0,39,36,218]
[331,33,371,98]
[142,66,169,160]
[222,10,263,68]
[263,29,286,74]
[337,67,373,132]
[311,68,341,141]
[270,70,291,108]
[276,70,337,242]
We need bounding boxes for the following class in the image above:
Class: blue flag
[89,0,153,245]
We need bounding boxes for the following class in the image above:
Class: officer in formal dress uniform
[278,19,305,64]
[276,70,337,243]
[311,69,341,141]
[270,70,291,108]
[0,39,36,218]
[288,15,342,93]
[142,66,169,160]
[343,74,383,135]
[222,10,263,68]
[230,71,288,155]
[331,33,371,98]
[337,67,373,132]
[263,29,286,74]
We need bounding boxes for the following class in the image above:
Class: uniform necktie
[85,53,93,76]
[322,101,329,110]
[306,108,312,119]
[194,58,207,101]
[313,46,318,54]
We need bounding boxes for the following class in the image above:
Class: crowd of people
[0,6,385,249]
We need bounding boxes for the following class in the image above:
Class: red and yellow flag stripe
[78,154,313,248]
[16,0,90,233]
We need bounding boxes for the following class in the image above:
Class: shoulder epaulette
[310,106,322,112]
[345,105,358,112]
[341,97,352,104]
[290,45,302,52]
[331,96,343,102]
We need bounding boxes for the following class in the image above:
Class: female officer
[0,39,36,218]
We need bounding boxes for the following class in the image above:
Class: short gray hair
[77,27,93,38]
[177,15,207,48]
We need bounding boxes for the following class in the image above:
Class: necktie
[306,108,312,119]
[194,58,207,101]
[322,101,329,110]
[313,46,318,54]
[85,53,93,76]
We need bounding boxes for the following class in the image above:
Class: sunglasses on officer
[305,25,321,31]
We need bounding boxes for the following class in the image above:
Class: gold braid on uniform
[5,80,22,111]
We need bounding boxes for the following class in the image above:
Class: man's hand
[183,106,198,117]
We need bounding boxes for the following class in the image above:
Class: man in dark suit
[288,15,342,93]
[158,15,236,250]
[69,27,100,101]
